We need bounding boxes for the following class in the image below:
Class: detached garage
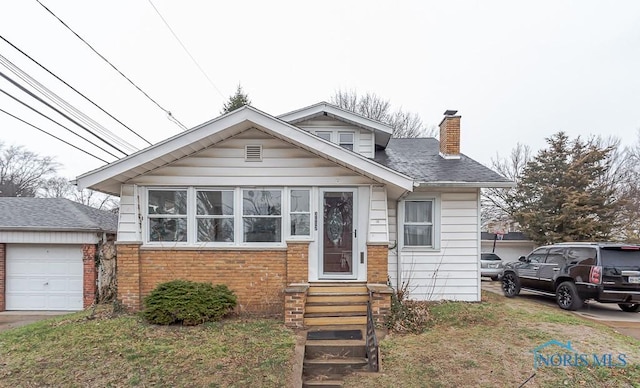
[0,198,117,311]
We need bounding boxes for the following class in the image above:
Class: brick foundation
[0,243,5,311]
[284,284,308,328]
[117,243,296,316]
[368,284,393,327]
[286,241,309,284]
[367,243,389,284]
[82,244,97,308]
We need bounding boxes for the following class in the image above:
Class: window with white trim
[242,190,282,242]
[290,189,310,237]
[148,189,188,242]
[403,200,434,247]
[316,131,331,141]
[338,132,354,151]
[196,190,234,242]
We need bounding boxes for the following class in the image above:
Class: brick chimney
[439,110,461,159]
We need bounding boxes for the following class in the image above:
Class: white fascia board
[76,107,257,190]
[278,102,393,136]
[416,181,515,188]
[77,105,414,192]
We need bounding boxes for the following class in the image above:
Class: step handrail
[365,299,379,372]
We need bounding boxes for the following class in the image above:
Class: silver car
[481,252,504,281]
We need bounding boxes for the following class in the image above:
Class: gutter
[415,181,515,189]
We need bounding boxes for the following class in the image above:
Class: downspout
[396,189,412,290]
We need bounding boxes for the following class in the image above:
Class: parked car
[501,242,640,312]
[481,252,504,281]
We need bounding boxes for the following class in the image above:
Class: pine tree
[221,84,251,114]
[510,132,621,244]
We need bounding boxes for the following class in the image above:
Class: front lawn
[346,291,640,387]
[0,308,296,387]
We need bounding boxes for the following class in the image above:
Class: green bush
[142,280,237,325]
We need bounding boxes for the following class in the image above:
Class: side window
[290,189,310,237]
[316,131,331,141]
[545,247,566,266]
[148,189,188,242]
[527,248,548,263]
[403,200,434,247]
[338,132,355,151]
[566,247,597,265]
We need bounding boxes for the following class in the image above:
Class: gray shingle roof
[374,138,512,185]
[0,198,117,233]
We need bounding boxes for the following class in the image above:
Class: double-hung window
[196,190,234,242]
[403,200,434,247]
[316,131,331,141]
[338,132,354,151]
[290,189,310,237]
[242,190,282,242]
[148,189,188,242]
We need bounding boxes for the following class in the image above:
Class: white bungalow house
[75,102,512,327]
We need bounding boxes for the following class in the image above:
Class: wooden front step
[305,304,367,314]
[308,285,368,294]
[305,339,367,358]
[306,294,368,304]
[304,316,367,326]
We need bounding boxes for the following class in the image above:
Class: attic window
[245,145,262,161]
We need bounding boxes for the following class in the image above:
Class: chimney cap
[443,110,458,116]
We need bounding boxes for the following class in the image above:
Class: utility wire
[0,53,139,154]
[0,85,121,159]
[35,0,188,131]
[147,0,225,99]
[0,34,152,146]
[0,107,109,163]
[0,70,128,156]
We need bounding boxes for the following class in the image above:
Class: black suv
[501,242,640,312]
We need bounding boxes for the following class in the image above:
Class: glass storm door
[320,189,357,279]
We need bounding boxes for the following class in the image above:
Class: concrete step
[305,339,367,359]
[304,316,367,326]
[305,303,367,314]
[306,294,369,304]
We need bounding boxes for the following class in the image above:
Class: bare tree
[40,176,119,211]
[0,143,58,197]
[481,143,531,229]
[330,89,435,138]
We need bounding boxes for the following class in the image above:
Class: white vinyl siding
[118,184,140,242]
[368,186,388,243]
[294,117,375,158]
[0,231,99,244]
[128,129,375,187]
[394,190,481,302]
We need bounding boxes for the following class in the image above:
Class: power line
[0,70,128,156]
[0,34,152,146]
[0,53,139,154]
[35,0,188,131]
[0,107,109,164]
[147,0,225,99]
[0,85,121,159]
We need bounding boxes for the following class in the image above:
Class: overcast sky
[1,1,639,180]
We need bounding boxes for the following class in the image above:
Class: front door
[319,189,357,279]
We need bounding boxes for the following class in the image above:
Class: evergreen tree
[221,84,251,114]
[510,132,621,244]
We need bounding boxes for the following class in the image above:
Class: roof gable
[76,105,414,195]
[278,102,392,148]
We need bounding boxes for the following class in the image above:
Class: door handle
[553,268,560,271]
[533,267,540,270]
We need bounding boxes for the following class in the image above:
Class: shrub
[142,280,237,325]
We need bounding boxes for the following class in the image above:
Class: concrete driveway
[0,311,68,333]
[481,279,640,340]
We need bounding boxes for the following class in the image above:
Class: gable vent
[245,145,263,161]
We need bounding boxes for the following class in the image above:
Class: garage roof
[0,198,117,233]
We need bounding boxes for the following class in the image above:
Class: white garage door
[6,244,83,311]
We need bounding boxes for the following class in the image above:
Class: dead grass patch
[0,306,295,387]
[346,291,640,387]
